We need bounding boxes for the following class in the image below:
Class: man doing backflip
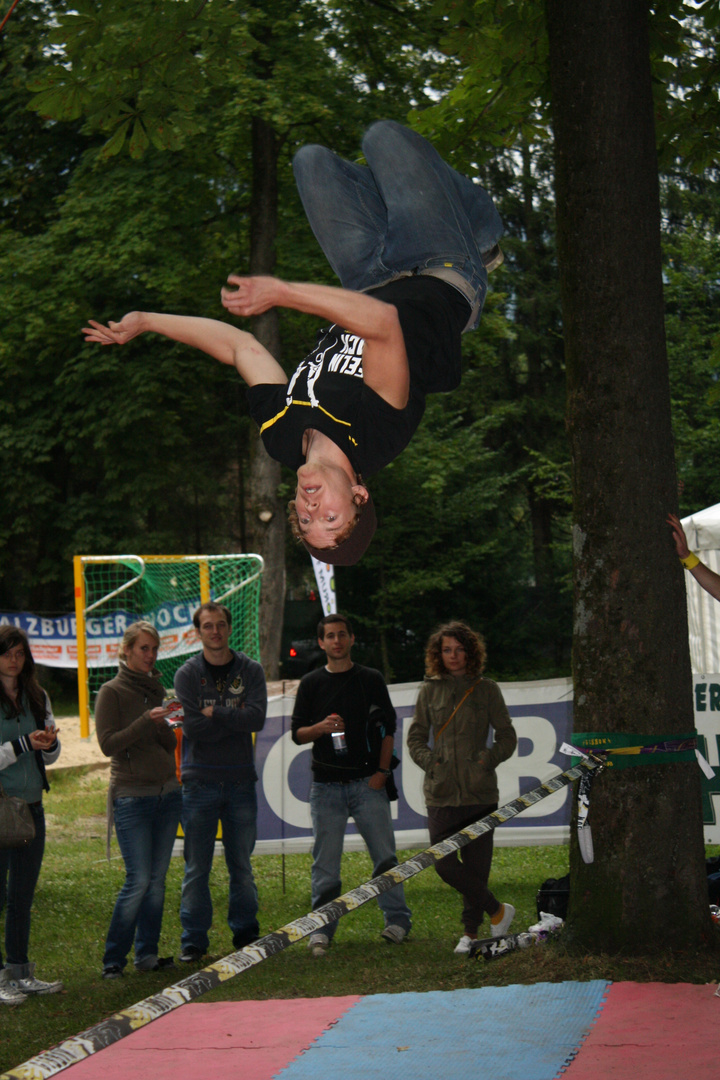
[84,121,503,565]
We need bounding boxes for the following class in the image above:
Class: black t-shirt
[291,663,396,782]
[204,659,235,694]
[246,276,469,478]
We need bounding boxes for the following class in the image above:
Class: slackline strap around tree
[1,754,606,1080]
[571,732,698,770]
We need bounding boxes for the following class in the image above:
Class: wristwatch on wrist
[378,768,392,777]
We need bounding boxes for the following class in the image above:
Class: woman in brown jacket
[95,621,181,978]
[407,621,517,954]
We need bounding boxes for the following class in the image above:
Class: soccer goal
[73,553,263,737]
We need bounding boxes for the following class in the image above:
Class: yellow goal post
[73,553,263,738]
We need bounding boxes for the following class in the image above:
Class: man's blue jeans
[103,791,182,970]
[309,778,412,941]
[0,803,45,975]
[293,120,503,329]
[180,780,259,952]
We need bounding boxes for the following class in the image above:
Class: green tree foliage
[663,175,720,512]
[414,0,719,170]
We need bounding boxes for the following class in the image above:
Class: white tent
[681,504,720,674]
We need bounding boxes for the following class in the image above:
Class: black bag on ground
[707,856,720,905]
[535,873,570,920]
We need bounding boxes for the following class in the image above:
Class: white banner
[311,559,336,617]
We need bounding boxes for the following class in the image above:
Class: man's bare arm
[221,276,410,409]
[83,311,287,387]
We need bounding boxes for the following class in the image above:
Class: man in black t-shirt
[84,121,502,565]
[291,614,411,956]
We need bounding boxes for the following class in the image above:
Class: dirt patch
[48,716,107,772]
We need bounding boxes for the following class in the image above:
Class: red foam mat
[560,982,720,1079]
[60,996,361,1080]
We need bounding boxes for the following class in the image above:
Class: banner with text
[0,607,200,669]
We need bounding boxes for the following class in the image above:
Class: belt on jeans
[417,265,480,332]
[318,777,368,785]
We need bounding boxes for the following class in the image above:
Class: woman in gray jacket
[407,621,517,954]
[95,621,181,978]
[0,627,62,1004]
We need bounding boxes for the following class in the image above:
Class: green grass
[2,768,719,1073]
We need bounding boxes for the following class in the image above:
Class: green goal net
[73,554,263,733]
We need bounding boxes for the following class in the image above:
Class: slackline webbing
[1,754,604,1080]
[571,732,697,769]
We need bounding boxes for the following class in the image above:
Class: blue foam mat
[275,980,610,1080]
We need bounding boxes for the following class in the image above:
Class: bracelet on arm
[680,552,700,570]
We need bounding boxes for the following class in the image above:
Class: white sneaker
[529,912,564,934]
[490,903,516,938]
[380,924,407,945]
[307,932,330,957]
[0,969,27,1005]
[7,963,63,995]
[453,935,475,954]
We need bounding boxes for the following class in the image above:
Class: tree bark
[245,115,285,679]
[545,0,712,950]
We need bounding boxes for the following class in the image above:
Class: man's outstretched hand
[82,312,146,345]
[221,276,285,318]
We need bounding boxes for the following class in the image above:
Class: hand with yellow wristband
[667,512,693,560]
[667,512,720,601]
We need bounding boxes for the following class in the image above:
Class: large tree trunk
[246,115,285,679]
[545,0,712,950]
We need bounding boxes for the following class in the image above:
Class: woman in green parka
[407,621,517,954]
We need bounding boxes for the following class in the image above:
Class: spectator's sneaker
[0,969,27,1005]
[307,932,330,957]
[529,912,564,934]
[102,965,123,980]
[233,932,259,950]
[179,945,206,964]
[9,964,63,995]
[490,903,516,938]
[380,925,407,945]
[453,935,475,955]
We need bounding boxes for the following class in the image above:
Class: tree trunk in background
[545,0,713,950]
[246,116,285,678]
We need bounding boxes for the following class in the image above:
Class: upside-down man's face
[295,462,367,550]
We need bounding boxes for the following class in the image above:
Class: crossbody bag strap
[434,680,481,741]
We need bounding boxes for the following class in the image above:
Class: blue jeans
[180,780,259,952]
[0,803,45,976]
[293,120,503,329]
[103,791,182,970]
[309,778,412,941]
